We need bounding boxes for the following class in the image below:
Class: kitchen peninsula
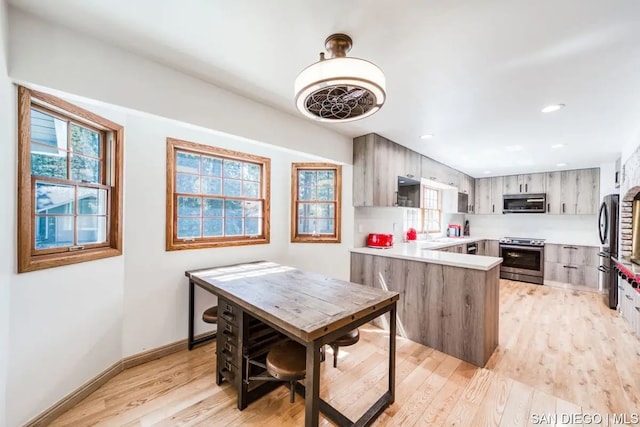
[350,240,502,367]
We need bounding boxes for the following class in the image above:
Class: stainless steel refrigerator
[599,194,619,309]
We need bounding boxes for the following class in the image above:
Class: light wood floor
[49,280,640,426]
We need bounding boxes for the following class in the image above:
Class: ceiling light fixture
[484,170,492,174]
[294,33,386,122]
[551,143,565,149]
[541,103,566,113]
[556,162,568,167]
[420,134,434,140]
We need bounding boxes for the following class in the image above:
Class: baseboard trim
[24,333,213,426]
[25,360,123,427]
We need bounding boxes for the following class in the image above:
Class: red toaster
[367,233,394,248]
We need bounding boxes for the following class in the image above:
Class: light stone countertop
[350,239,503,271]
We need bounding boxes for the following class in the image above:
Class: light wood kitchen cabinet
[353,134,422,207]
[546,168,600,215]
[503,173,545,194]
[458,174,475,212]
[543,244,599,288]
[619,280,640,337]
[490,176,504,214]
[421,156,459,188]
[486,240,500,257]
[474,178,492,214]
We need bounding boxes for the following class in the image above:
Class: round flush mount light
[294,34,386,122]
[483,170,492,174]
[551,143,565,149]
[420,134,434,140]
[541,103,566,113]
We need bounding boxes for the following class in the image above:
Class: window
[422,186,441,233]
[17,86,124,273]
[291,163,342,243]
[166,138,270,250]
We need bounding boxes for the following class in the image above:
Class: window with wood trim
[291,163,342,243]
[17,86,124,273]
[166,138,270,250]
[422,186,442,233]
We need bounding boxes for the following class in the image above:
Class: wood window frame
[290,163,342,243]
[165,137,271,251]
[17,86,124,273]
[422,186,442,234]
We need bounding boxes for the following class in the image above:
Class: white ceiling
[9,0,640,177]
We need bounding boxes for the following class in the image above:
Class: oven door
[499,244,544,277]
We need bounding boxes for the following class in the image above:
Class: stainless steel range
[499,237,545,285]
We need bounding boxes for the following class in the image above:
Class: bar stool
[202,306,218,324]
[264,341,306,403]
[328,329,360,368]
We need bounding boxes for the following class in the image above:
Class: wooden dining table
[185,261,400,427]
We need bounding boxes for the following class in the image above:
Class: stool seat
[202,306,218,324]
[331,329,360,347]
[266,341,306,380]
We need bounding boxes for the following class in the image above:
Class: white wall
[599,161,619,199]
[5,7,353,426]
[121,113,354,357]
[8,7,351,165]
[0,1,10,425]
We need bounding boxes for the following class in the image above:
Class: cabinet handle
[563,246,578,250]
[562,203,565,213]
[520,184,522,192]
[492,204,495,213]
[525,183,528,192]
[547,203,550,213]
[563,265,578,269]
[626,294,633,300]
[395,191,399,206]
[636,307,640,312]
[598,265,607,272]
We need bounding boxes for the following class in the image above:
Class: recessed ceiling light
[556,162,568,167]
[551,143,565,149]
[541,103,566,113]
[484,170,492,174]
[420,134,434,140]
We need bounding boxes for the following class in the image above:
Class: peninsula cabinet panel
[350,252,499,366]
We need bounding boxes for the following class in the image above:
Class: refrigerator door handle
[598,201,608,245]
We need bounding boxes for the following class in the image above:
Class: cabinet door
[503,175,520,195]
[544,244,560,263]
[353,135,375,207]
[421,156,438,181]
[560,170,579,214]
[403,149,422,180]
[487,240,500,257]
[372,136,399,207]
[468,177,475,213]
[458,174,470,194]
[475,178,492,214]
[575,168,600,215]
[490,176,504,214]
[522,173,545,194]
[545,171,562,214]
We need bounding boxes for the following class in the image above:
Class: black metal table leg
[389,303,396,404]
[188,279,195,350]
[305,340,321,427]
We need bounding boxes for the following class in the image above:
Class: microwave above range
[503,193,546,213]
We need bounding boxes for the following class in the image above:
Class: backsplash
[353,207,465,247]
[467,214,599,246]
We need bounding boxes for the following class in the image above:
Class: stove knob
[621,273,628,280]
[632,280,639,288]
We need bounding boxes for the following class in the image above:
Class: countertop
[350,239,502,271]
[613,257,640,277]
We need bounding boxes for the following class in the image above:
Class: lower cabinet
[619,280,640,337]
[543,244,599,288]
[485,240,500,257]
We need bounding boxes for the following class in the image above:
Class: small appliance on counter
[463,220,470,236]
[367,233,394,248]
[446,224,462,237]
[406,227,417,241]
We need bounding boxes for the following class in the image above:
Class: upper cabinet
[475,177,503,214]
[545,168,599,214]
[353,133,469,208]
[503,173,545,194]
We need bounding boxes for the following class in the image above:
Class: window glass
[291,164,341,242]
[168,140,269,249]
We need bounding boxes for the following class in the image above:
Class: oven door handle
[499,244,544,252]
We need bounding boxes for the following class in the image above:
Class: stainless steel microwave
[503,193,546,213]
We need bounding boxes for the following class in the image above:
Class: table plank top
[186,261,399,342]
